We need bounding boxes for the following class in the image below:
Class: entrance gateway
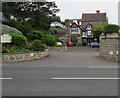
[69,34,82,44]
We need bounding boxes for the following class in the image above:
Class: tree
[2,1,60,31]
[50,15,61,22]
[2,20,33,36]
[2,2,17,19]
[48,28,58,35]
[104,24,120,34]
[61,21,65,25]
[2,2,60,21]
[92,22,108,40]
[27,15,51,30]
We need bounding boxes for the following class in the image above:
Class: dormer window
[86,24,92,31]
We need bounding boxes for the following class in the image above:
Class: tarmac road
[2,46,119,96]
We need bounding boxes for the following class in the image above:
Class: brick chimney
[96,10,100,13]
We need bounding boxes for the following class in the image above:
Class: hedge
[41,34,57,46]
[8,33,27,46]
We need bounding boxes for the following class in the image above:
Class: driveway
[2,46,118,96]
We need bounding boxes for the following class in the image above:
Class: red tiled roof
[82,13,107,22]
[70,22,79,28]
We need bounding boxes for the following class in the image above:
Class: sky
[48,0,119,25]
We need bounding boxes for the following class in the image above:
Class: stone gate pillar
[69,37,71,42]
[77,35,82,44]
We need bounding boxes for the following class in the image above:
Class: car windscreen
[91,42,98,45]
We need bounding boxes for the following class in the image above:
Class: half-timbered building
[81,10,108,43]
[69,22,82,44]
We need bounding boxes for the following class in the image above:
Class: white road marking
[51,77,120,80]
[88,66,119,68]
[0,78,13,80]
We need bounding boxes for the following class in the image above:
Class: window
[86,25,92,30]
[87,31,91,35]
[70,28,79,34]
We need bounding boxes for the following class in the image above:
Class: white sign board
[1,34,12,43]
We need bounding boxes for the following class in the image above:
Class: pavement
[2,46,119,96]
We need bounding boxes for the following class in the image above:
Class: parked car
[89,42,100,48]
[66,42,74,46]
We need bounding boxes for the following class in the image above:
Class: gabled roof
[70,22,80,28]
[82,12,107,22]
[70,22,84,32]
[85,23,93,29]
[81,23,93,32]
[65,19,82,27]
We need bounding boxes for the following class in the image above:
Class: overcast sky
[48,0,119,25]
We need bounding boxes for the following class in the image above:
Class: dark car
[90,42,100,48]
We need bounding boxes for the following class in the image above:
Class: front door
[71,37,78,44]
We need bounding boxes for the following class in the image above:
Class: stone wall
[48,46,67,52]
[2,49,49,63]
[100,38,120,62]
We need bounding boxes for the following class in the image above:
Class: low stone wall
[100,38,120,62]
[2,49,49,63]
[48,46,67,52]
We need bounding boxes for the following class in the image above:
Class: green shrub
[32,40,45,51]
[54,35,61,42]
[48,28,58,35]
[82,41,87,46]
[17,21,33,36]
[2,24,23,35]
[27,19,36,29]
[27,30,46,41]
[2,19,20,28]
[75,43,81,46]
[25,43,33,50]
[8,33,27,46]
[2,46,9,53]
[41,34,57,46]
[2,46,32,53]
[8,47,32,53]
